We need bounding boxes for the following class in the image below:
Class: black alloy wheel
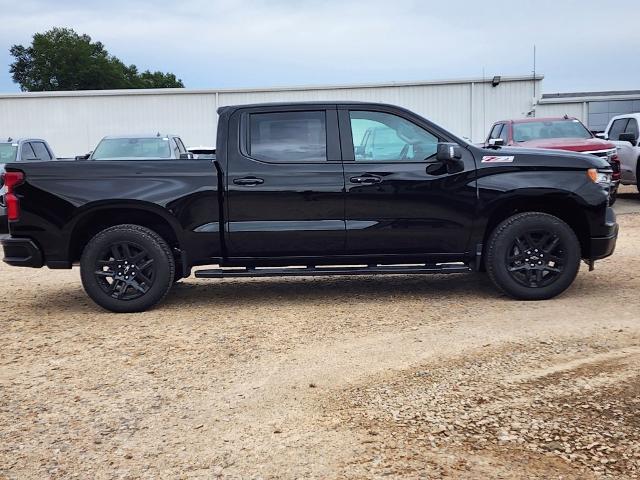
[94,241,156,300]
[506,230,566,288]
[486,212,581,300]
[80,224,175,312]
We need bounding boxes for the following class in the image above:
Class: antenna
[532,45,537,117]
[482,67,486,139]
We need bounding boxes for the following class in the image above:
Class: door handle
[350,175,382,184]
[233,176,264,186]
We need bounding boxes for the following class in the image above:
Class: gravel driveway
[1,187,639,479]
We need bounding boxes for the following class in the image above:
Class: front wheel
[80,224,175,312]
[486,212,581,300]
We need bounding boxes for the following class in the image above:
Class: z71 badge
[482,155,515,163]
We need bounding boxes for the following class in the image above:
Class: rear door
[339,106,477,257]
[225,105,346,257]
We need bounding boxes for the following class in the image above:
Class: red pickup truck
[485,117,621,203]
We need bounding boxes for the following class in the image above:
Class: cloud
[1,0,639,93]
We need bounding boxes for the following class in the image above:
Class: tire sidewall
[80,226,174,313]
[488,214,581,300]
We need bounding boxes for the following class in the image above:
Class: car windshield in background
[91,137,171,160]
[513,120,592,142]
[0,143,18,163]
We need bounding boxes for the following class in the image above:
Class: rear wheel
[486,212,581,300]
[80,224,175,312]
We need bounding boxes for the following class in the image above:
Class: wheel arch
[66,201,184,264]
[480,195,591,260]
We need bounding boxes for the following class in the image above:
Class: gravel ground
[1,186,639,479]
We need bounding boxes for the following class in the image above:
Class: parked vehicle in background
[485,117,621,203]
[76,134,194,160]
[600,113,640,193]
[187,146,216,159]
[1,138,57,233]
[1,102,618,312]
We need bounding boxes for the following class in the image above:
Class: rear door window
[20,143,37,160]
[248,111,327,162]
[31,142,52,161]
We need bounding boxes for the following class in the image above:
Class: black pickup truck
[1,102,618,312]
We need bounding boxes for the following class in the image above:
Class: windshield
[0,143,18,163]
[513,120,592,142]
[91,137,171,160]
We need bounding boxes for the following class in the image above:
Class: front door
[339,106,477,257]
[225,106,346,258]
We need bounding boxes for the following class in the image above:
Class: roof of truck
[2,137,48,143]
[100,134,180,139]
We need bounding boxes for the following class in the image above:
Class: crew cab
[599,113,640,192]
[77,134,193,160]
[485,116,621,202]
[1,137,57,233]
[1,103,618,312]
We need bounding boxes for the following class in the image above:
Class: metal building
[0,75,542,157]
[537,90,640,132]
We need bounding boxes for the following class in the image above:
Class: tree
[9,28,184,91]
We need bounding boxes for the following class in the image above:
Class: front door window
[350,111,438,162]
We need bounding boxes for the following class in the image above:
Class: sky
[0,0,639,94]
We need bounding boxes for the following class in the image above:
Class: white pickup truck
[600,114,640,192]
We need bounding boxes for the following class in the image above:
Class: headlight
[587,168,612,184]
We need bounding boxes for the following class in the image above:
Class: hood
[515,137,616,152]
[477,145,610,170]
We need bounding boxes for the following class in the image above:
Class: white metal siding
[0,76,542,157]
[536,102,586,122]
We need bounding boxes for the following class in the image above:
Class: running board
[194,263,471,279]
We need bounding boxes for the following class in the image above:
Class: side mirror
[595,132,607,139]
[487,138,505,147]
[75,153,90,160]
[618,132,637,145]
[179,152,194,159]
[436,143,462,163]
[354,145,365,156]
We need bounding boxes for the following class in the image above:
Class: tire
[80,224,175,313]
[486,212,581,300]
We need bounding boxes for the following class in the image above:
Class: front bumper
[1,235,43,267]
[588,207,618,260]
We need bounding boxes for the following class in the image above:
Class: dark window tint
[488,123,503,140]
[625,118,639,138]
[249,111,327,162]
[21,143,37,160]
[499,124,509,143]
[171,138,181,158]
[31,142,52,161]
[350,111,438,162]
[608,118,628,141]
[175,137,187,153]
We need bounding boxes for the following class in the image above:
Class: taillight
[610,154,621,180]
[2,171,25,221]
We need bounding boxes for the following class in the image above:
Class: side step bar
[194,263,471,279]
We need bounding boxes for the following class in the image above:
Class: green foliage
[9,28,184,91]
